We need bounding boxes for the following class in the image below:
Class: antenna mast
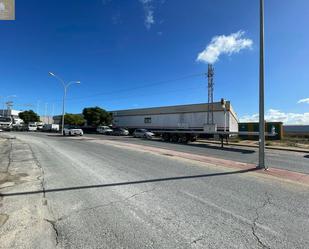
[207,64,214,125]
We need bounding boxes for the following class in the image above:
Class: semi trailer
[112,101,239,144]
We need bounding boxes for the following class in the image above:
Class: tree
[82,107,112,127]
[18,110,40,124]
[61,114,85,126]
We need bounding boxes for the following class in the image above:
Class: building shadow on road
[1,168,259,197]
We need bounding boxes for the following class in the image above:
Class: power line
[49,85,205,115]
[46,72,204,103]
[71,85,205,105]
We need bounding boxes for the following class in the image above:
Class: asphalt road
[4,132,309,248]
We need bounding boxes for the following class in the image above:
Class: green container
[238,122,283,140]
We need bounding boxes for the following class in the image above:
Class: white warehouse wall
[114,111,238,132]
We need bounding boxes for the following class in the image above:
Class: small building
[238,122,283,140]
[112,101,239,133]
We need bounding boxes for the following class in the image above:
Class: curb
[89,139,309,187]
[197,140,309,154]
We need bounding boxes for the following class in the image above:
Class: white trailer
[112,102,239,143]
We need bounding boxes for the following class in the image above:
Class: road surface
[1,132,309,248]
[24,132,309,174]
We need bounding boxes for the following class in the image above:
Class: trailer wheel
[171,134,179,143]
[162,133,170,142]
[179,135,190,143]
[190,136,197,142]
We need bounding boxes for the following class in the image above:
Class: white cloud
[298,98,309,104]
[240,109,309,125]
[140,0,155,30]
[197,31,253,64]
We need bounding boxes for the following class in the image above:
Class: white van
[27,123,37,131]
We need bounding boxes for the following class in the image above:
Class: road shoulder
[0,137,56,249]
[81,136,309,187]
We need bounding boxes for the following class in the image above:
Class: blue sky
[1,0,309,124]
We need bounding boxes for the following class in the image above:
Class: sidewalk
[0,137,56,249]
[87,138,309,187]
[197,139,309,153]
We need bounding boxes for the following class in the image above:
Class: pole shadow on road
[0,168,259,197]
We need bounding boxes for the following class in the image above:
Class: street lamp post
[258,0,266,169]
[48,72,80,135]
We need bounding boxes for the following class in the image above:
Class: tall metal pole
[49,72,80,135]
[61,87,66,135]
[36,100,40,116]
[52,104,55,124]
[258,0,266,169]
[44,103,48,122]
[2,98,4,116]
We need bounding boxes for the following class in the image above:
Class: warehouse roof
[112,101,237,118]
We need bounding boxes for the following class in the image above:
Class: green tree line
[18,106,112,126]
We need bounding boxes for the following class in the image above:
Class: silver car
[133,129,154,139]
[111,128,129,136]
[96,125,113,135]
[63,126,83,136]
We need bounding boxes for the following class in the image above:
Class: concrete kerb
[197,140,309,154]
[84,137,309,187]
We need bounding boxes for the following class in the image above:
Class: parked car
[13,124,27,131]
[63,126,83,136]
[36,122,44,130]
[111,127,129,136]
[43,124,60,132]
[27,123,37,131]
[133,129,154,139]
[96,125,113,135]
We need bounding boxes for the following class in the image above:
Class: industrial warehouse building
[112,101,239,133]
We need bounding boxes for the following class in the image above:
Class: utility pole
[51,104,55,124]
[45,103,48,124]
[36,100,40,116]
[258,0,266,169]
